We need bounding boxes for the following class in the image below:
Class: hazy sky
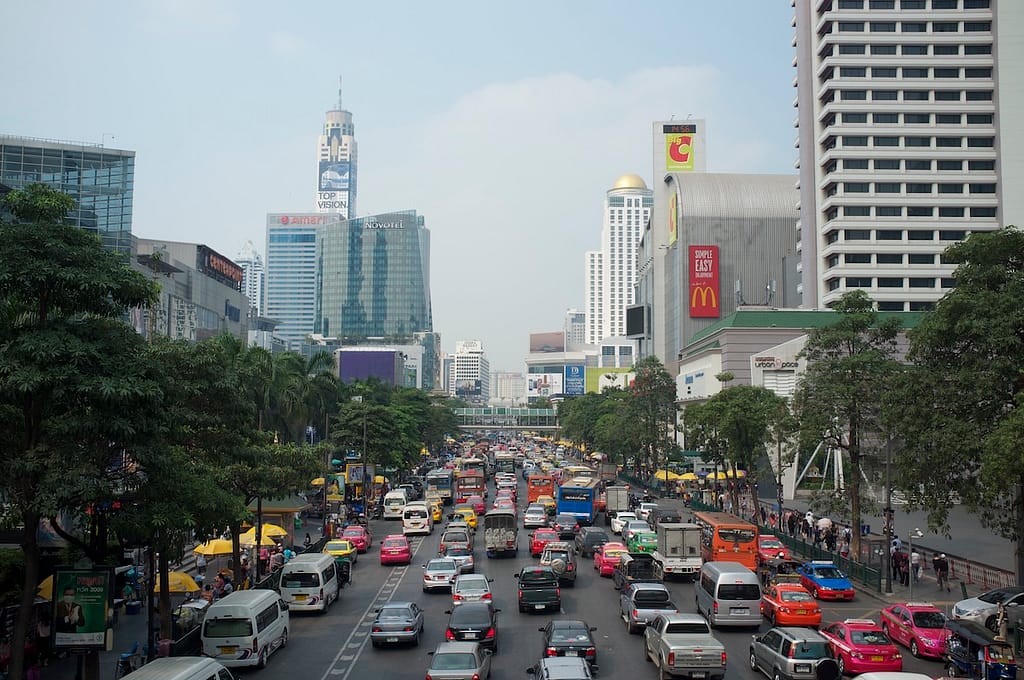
[1,1,796,372]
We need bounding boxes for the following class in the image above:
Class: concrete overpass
[453,407,558,432]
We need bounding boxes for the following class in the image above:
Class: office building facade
[265,213,338,349]
[0,135,135,253]
[449,340,490,404]
[793,0,1023,310]
[584,174,653,344]
[315,79,358,218]
[316,210,432,340]
[236,239,265,318]
[564,308,586,349]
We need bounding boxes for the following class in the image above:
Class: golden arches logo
[691,286,718,308]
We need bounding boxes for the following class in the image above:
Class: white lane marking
[317,536,426,680]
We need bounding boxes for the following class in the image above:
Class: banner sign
[345,463,376,485]
[52,568,113,650]
[563,365,585,395]
[688,245,720,318]
[668,193,678,245]
[664,124,697,172]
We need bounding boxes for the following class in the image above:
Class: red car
[493,498,516,514]
[530,529,560,557]
[760,583,821,627]
[757,534,791,564]
[379,534,412,566]
[467,494,486,516]
[592,542,628,577]
[820,619,902,675]
[342,525,372,553]
[880,602,947,659]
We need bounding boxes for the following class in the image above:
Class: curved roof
[612,173,648,190]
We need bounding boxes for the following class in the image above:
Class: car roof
[897,602,941,611]
[432,641,481,654]
[773,626,830,640]
[537,656,592,677]
[840,618,882,629]
[549,619,590,629]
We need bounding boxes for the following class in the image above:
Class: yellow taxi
[537,494,557,516]
[452,505,478,529]
[323,539,358,565]
[427,497,444,523]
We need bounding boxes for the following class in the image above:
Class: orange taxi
[593,542,628,577]
[761,582,822,627]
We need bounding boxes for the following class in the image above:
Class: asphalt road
[239,477,953,680]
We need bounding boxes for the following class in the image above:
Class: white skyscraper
[315,77,358,218]
[564,308,586,349]
[584,174,653,344]
[448,340,490,404]
[794,0,1022,311]
[236,240,265,318]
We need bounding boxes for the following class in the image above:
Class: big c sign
[689,245,720,318]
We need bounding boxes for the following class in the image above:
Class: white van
[201,590,289,668]
[120,657,234,680]
[382,489,409,520]
[279,553,339,613]
[403,501,434,536]
[695,561,762,627]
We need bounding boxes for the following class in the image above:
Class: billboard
[345,463,376,485]
[527,373,563,398]
[667,193,678,245]
[529,332,565,353]
[664,123,697,172]
[339,350,400,385]
[316,191,348,212]
[563,365,585,395]
[52,567,113,650]
[319,161,350,190]
[584,367,635,393]
[455,378,482,396]
[196,244,244,289]
[689,245,720,318]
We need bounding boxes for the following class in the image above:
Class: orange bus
[691,511,759,570]
[526,474,555,504]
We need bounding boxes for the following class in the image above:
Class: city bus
[691,511,759,570]
[463,457,487,480]
[556,477,600,525]
[526,474,556,504]
[425,468,455,505]
[494,452,515,474]
[564,465,596,482]
[454,469,486,504]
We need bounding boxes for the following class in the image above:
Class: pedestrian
[936,553,951,591]
[35,613,51,667]
[824,527,837,553]
[201,585,214,604]
[839,536,850,559]
[196,552,207,577]
[787,512,798,537]
[760,506,768,525]
[303,533,312,550]
[911,550,921,582]
[813,526,823,549]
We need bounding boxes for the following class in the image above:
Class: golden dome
[612,173,648,190]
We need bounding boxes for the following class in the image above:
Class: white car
[610,511,637,535]
[637,502,659,522]
[523,505,549,529]
[623,519,652,542]
[451,573,494,606]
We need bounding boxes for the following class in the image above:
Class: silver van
[120,658,234,680]
[201,590,289,668]
[695,561,762,627]
[279,553,339,613]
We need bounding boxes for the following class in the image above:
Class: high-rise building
[793,0,1023,311]
[563,308,586,349]
[490,371,526,405]
[316,210,432,340]
[315,78,357,218]
[0,135,135,253]
[584,174,653,344]
[449,340,490,404]
[236,240,265,318]
[265,213,340,350]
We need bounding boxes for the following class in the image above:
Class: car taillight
[319,588,324,600]
[518,589,524,599]
[555,588,561,597]
[426,675,432,680]
[712,601,719,613]
[445,629,455,640]
[721,652,727,667]
[453,594,463,601]
[585,648,596,658]
[471,674,480,680]
[632,609,639,620]
[403,626,414,632]
[567,564,574,571]
[252,637,258,652]
[482,592,492,599]
[546,647,558,656]
[372,626,382,633]
[485,627,495,639]
[668,652,675,666]
[788,645,795,658]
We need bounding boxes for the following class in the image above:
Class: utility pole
[884,437,893,595]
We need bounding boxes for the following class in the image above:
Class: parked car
[379,535,411,566]
[819,619,902,675]
[426,641,492,680]
[760,583,822,628]
[953,586,1024,631]
[749,626,836,680]
[422,558,459,593]
[880,602,947,658]
[593,542,628,577]
[530,529,560,558]
[797,561,855,601]
[444,602,500,651]
[539,619,598,666]
[369,601,424,647]
[452,573,494,606]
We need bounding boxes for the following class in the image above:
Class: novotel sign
[365,221,405,230]
[753,356,799,370]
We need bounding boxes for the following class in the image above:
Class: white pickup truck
[643,613,727,680]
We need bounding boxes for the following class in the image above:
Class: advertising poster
[319,161,350,190]
[664,124,697,172]
[584,368,635,394]
[688,245,720,318]
[345,463,376,485]
[563,365,585,396]
[527,373,563,398]
[529,332,565,353]
[52,568,113,650]
[667,193,678,246]
[455,379,482,396]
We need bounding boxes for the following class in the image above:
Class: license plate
[871,656,883,662]
[295,594,307,601]
[795,664,811,673]
[692,673,706,678]
[387,637,398,643]
[465,633,478,639]
[796,609,806,614]
[731,608,749,615]
[219,646,237,655]
[535,604,545,610]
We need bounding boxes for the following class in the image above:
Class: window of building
[901,22,927,32]
[936,137,962,147]
[845,205,872,216]
[840,44,867,54]
[966,114,993,124]
[905,136,931,147]
[908,253,935,264]
[841,67,867,77]
[901,44,928,55]
[908,229,935,239]
[839,0,865,7]
[876,182,902,193]
[964,21,991,31]
[938,183,964,193]
[933,44,960,55]
[940,229,968,240]
[874,113,899,124]
[902,67,929,78]
[845,229,872,240]
[877,229,904,239]
[964,44,991,55]
[841,90,868,101]
[936,113,962,124]
[877,207,903,218]
[904,90,930,101]
[932,21,959,32]
[878,277,904,287]
[875,135,900,146]
[839,21,866,31]
[873,90,899,101]
[963,0,990,7]
[870,22,897,32]
[900,0,927,7]
[843,112,868,123]
[872,67,897,78]
[827,278,841,291]
[878,301,906,311]
[971,206,997,217]
[965,67,992,79]
[845,182,870,192]
[826,207,839,221]
[870,0,896,7]
[844,158,870,169]
[908,277,935,288]
[907,183,933,193]
[826,230,840,244]
[968,160,995,171]
[904,113,930,124]
[845,253,872,263]
[935,90,961,101]
[906,159,932,170]
[907,206,934,217]
[970,183,996,193]
[875,158,902,169]
[931,0,958,8]
[827,254,840,268]
[966,90,993,101]
[939,206,965,217]
[877,253,904,263]
[871,44,899,54]
[968,137,995,148]
[934,67,960,78]
[940,277,957,289]
[847,277,873,287]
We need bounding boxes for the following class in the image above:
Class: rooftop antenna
[336,76,343,109]
[669,114,676,121]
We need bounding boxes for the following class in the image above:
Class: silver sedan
[370,601,424,647]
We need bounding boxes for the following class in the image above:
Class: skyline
[0,1,797,371]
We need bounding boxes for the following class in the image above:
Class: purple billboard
[339,350,403,386]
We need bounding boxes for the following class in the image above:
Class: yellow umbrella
[680,472,699,481]
[36,575,53,601]
[238,530,279,547]
[654,469,682,480]
[194,539,235,556]
[153,571,200,593]
[710,471,728,480]
[725,469,747,478]
[310,477,326,486]
[244,523,287,537]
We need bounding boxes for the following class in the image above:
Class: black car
[574,527,610,558]
[444,601,500,651]
[648,508,683,525]
[552,513,580,540]
[539,619,598,666]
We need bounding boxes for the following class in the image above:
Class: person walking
[936,553,951,592]
[911,550,921,582]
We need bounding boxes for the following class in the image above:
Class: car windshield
[446,546,471,557]
[605,549,626,557]
[445,532,469,542]
[536,531,557,539]
[379,606,412,619]
[912,611,946,629]
[718,584,761,600]
[457,578,488,590]
[550,626,591,643]
[342,529,363,537]
[815,567,845,579]
[780,591,813,603]
[851,630,891,645]
[790,641,831,659]
[980,589,1023,604]
[326,541,350,551]
[383,539,406,548]
[427,560,456,571]
[450,607,491,625]
[634,591,670,606]
[204,618,253,637]
[520,570,555,584]
[283,572,320,588]
[546,550,569,562]
[431,653,477,671]
[762,538,784,548]
[666,622,711,634]
[405,509,428,518]
[718,528,756,542]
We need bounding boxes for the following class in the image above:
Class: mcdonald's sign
[689,245,720,318]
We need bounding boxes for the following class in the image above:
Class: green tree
[558,393,607,454]
[894,227,1024,581]
[793,290,903,557]
[630,356,679,479]
[0,184,159,680]
[593,389,643,470]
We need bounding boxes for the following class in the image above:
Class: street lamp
[908,528,924,599]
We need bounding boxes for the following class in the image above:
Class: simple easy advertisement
[688,245,720,318]
[52,568,113,650]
